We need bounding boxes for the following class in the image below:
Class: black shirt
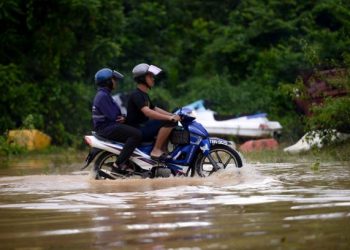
[126,88,155,127]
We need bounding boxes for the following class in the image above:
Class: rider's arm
[154,107,173,116]
[141,106,174,121]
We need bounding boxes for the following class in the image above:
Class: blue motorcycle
[83,108,243,179]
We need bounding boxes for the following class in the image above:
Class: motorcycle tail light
[84,136,92,146]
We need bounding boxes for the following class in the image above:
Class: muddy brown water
[0,157,349,249]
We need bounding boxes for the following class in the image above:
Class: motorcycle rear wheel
[194,144,243,177]
[93,152,124,180]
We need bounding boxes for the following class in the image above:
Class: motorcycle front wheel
[194,144,243,177]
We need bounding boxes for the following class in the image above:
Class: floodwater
[0,156,349,250]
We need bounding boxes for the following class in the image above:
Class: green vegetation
[244,140,350,163]
[2,140,349,166]
[0,143,86,164]
[0,135,26,156]
[1,0,349,155]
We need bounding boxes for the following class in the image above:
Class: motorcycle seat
[91,131,153,146]
[92,132,121,144]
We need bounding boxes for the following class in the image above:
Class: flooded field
[0,156,349,249]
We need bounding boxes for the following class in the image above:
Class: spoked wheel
[195,144,243,177]
[93,152,126,180]
[185,165,196,177]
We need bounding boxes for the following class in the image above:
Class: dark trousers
[139,120,177,142]
[97,123,142,165]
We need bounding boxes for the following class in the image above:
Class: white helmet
[132,63,162,79]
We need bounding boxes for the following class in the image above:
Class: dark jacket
[92,87,121,131]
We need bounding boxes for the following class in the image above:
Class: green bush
[1,0,350,150]
[0,135,26,156]
[308,96,350,133]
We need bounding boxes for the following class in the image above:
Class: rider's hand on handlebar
[170,114,181,122]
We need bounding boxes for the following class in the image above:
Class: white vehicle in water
[184,100,282,138]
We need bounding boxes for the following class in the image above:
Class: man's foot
[150,153,171,162]
[112,162,134,173]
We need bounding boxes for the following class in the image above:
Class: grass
[1,136,349,166]
[243,140,350,164]
[0,145,87,164]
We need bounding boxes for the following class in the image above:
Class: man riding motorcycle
[92,68,142,172]
[126,63,181,161]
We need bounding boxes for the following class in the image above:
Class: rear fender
[84,135,124,155]
[81,148,102,170]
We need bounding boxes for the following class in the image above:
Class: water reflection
[0,161,350,249]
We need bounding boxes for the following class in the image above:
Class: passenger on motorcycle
[126,63,181,161]
[92,68,142,172]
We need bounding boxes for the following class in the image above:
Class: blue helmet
[95,68,124,86]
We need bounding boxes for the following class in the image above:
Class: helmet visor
[112,70,124,80]
[148,65,162,76]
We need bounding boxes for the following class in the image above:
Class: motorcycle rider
[92,68,142,171]
[126,63,181,160]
